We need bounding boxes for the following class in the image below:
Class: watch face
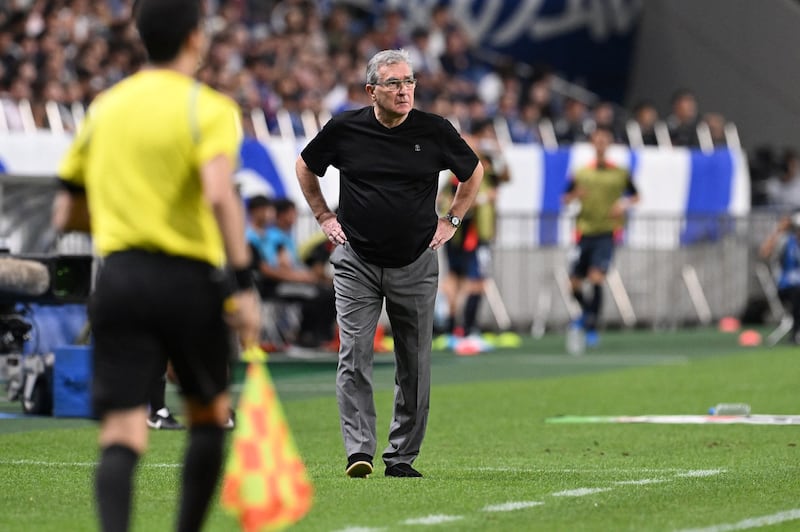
[450,216,461,227]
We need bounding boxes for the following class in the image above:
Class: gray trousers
[330,243,438,467]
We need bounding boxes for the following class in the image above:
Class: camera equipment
[0,254,93,414]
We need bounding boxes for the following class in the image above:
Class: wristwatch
[445,213,461,228]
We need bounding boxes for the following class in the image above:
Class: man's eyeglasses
[373,78,417,91]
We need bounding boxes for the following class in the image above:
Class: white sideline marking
[675,469,725,478]
[613,478,667,485]
[402,515,464,525]
[551,487,611,497]
[472,467,701,473]
[676,509,800,532]
[336,526,386,532]
[482,501,544,512]
[0,459,180,468]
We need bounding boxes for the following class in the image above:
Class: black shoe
[147,408,185,430]
[385,463,423,478]
[345,453,373,478]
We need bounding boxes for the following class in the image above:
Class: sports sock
[463,293,481,334]
[177,424,225,532]
[572,288,586,315]
[149,373,167,412]
[95,444,139,532]
[585,283,603,330]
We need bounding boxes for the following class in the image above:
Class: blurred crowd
[3,0,794,208]
[1,0,740,148]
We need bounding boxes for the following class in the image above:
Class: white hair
[366,49,413,84]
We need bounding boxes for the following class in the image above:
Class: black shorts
[89,250,234,416]
[569,233,615,278]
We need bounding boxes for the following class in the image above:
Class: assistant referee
[54,1,259,530]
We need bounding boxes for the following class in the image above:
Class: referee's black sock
[177,424,225,532]
[149,373,167,412]
[96,444,139,532]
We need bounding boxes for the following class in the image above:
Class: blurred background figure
[563,125,639,353]
[438,118,509,352]
[759,212,800,344]
[764,150,800,210]
[624,99,659,147]
[248,198,336,349]
[667,88,700,147]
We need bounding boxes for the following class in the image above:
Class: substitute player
[563,124,638,352]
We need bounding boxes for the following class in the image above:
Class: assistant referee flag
[221,347,313,531]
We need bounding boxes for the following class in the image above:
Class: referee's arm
[52,181,90,234]
[201,153,250,271]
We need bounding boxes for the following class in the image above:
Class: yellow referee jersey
[58,69,242,267]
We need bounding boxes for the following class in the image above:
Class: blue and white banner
[496,144,750,249]
[233,137,342,208]
[0,133,749,251]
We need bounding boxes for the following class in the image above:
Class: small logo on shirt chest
[414,144,421,152]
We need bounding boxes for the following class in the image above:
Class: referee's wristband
[232,267,255,292]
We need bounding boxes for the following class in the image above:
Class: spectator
[507,100,542,144]
[591,101,621,142]
[248,197,336,348]
[702,112,727,147]
[765,150,800,210]
[667,88,700,147]
[406,26,441,77]
[624,99,659,147]
[244,194,277,295]
[554,97,590,145]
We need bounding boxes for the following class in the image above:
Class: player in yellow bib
[562,124,639,352]
[55,1,259,530]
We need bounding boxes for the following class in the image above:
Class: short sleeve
[301,117,339,176]
[58,101,98,187]
[439,118,479,182]
[195,89,243,167]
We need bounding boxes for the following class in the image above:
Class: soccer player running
[296,49,483,478]
[563,124,639,353]
[55,1,259,530]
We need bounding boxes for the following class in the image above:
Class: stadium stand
[0,0,740,152]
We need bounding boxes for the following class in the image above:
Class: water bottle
[708,403,751,416]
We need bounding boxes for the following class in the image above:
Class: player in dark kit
[296,49,483,478]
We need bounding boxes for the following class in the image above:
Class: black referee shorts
[89,250,234,416]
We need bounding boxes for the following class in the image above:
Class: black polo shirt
[301,107,479,267]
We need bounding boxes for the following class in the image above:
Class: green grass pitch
[1,327,799,531]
